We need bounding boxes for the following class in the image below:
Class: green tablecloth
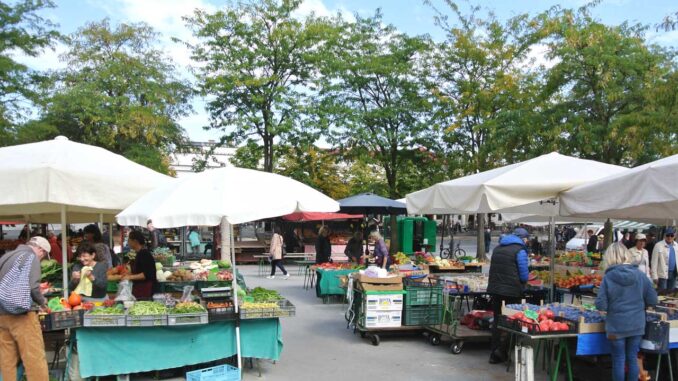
[315,269,357,297]
[76,319,282,377]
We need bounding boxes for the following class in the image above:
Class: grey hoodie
[0,244,46,313]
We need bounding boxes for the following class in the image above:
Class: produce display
[40,259,63,283]
[506,303,606,323]
[128,301,168,316]
[166,268,194,282]
[506,310,572,332]
[107,265,129,277]
[171,301,207,314]
[0,239,19,251]
[153,247,174,266]
[90,305,125,315]
[241,302,279,310]
[393,252,411,265]
[315,262,361,270]
[555,271,602,289]
[207,301,233,309]
[249,287,283,302]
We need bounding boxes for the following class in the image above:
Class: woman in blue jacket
[596,242,658,381]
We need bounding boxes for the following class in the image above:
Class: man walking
[487,227,530,364]
[0,236,50,381]
[652,227,678,291]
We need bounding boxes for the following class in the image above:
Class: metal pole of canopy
[549,215,556,303]
[61,206,68,299]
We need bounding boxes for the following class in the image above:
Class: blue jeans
[609,335,642,381]
[658,271,677,291]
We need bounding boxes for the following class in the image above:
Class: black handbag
[641,320,670,354]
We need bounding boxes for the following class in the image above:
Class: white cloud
[521,43,559,70]
[292,0,355,22]
[10,41,68,72]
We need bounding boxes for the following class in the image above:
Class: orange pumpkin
[68,292,82,307]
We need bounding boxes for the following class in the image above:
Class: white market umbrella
[116,166,340,372]
[0,136,173,297]
[406,152,628,301]
[560,154,678,223]
[406,152,628,215]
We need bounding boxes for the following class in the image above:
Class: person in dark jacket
[315,226,332,264]
[596,242,657,381]
[487,227,530,364]
[122,230,157,300]
[586,229,598,253]
[345,231,363,263]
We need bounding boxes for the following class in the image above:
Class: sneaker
[284,274,290,280]
[266,276,275,279]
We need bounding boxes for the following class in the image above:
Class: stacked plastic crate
[403,280,444,326]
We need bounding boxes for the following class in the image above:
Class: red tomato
[544,310,555,319]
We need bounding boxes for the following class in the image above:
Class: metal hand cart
[346,287,422,346]
[424,289,492,354]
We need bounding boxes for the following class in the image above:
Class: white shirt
[629,246,651,280]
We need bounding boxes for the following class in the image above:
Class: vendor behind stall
[123,230,157,300]
[487,227,529,364]
[69,243,108,301]
[345,231,363,264]
[596,242,657,381]
[315,226,332,264]
[369,231,391,270]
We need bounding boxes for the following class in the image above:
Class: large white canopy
[560,154,678,222]
[0,136,172,222]
[116,166,340,228]
[406,152,628,215]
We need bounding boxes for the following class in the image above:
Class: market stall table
[500,327,578,381]
[75,319,283,378]
[315,268,359,302]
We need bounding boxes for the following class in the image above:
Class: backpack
[0,253,34,314]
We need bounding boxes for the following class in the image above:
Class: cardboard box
[358,282,403,292]
[363,294,403,311]
[352,273,402,284]
[362,310,402,328]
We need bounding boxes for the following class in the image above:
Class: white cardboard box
[363,294,404,311]
[363,310,402,328]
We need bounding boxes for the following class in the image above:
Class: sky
[17,0,678,142]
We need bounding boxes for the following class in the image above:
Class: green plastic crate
[403,304,443,326]
[404,285,443,306]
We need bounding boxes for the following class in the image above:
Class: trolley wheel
[370,334,380,346]
[429,334,441,346]
[451,341,464,355]
[359,331,366,338]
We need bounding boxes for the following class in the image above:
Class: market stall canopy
[560,154,678,222]
[282,211,363,222]
[0,136,173,222]
[337,193,407,215]
[406,152,628,216]
[116,166,340,228]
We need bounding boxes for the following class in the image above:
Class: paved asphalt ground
[237,264,514,381]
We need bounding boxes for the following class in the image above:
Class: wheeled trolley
[346,286,423,346]
[424,291,491,354]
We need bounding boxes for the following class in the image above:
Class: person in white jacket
[651,227,678,291]
[629,233,651,281]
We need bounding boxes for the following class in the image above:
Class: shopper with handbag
[596,242,657,381]
[267,226,289,280]
[0,236,50,381]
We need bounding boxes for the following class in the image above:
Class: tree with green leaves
[316,12,432,199]
[277,145,350,199]
[427,2,547,260]
[39,20,192,174]
[541,7,675,166]
[0,0,59,143]
[185,0,337,172]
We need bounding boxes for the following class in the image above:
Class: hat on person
[636,233,647,241]
[666,227,677,236]
[513,228,529,239]
[29,236,51,253]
